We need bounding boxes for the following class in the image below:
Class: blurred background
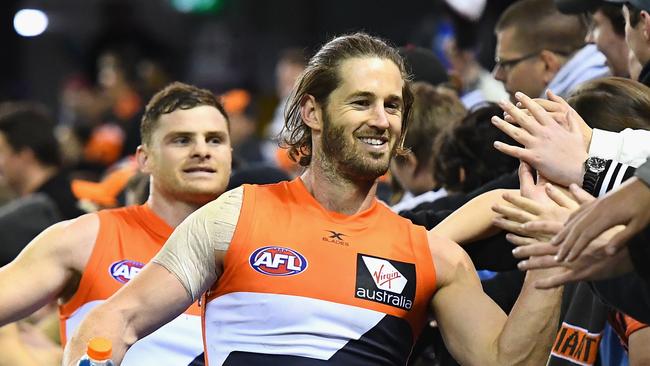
[0,0,513,125]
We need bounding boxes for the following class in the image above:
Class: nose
[367,102,390,130]
[191,139,211,159]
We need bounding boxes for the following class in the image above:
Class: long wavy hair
[280,32,414,166]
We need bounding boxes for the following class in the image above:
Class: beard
[320,110,396,182]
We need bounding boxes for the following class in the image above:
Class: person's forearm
[433,189,508,244]
[494,269,562,365]
[62,303,136,366]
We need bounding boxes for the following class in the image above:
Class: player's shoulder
[45,212,100,244]
[25,212,100,271]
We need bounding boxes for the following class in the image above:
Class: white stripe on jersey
[204,292,386,365]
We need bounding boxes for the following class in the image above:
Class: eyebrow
[164,130,229,140]
[347,91,404,104]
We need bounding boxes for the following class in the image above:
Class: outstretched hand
[491,90,590,186]
[492,161,577,241]
[552,178,650,262]
[515,227,634,289]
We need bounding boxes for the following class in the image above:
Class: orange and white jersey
[59,205,204,366]
[202,179,437,365]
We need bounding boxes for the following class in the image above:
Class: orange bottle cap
[87,337,112,360]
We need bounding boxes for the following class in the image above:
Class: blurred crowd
[1,0,650,365]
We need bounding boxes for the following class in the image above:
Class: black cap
[555,0,600,13]
[555,0,625,14]
[398,46,449,86]
[629,0,650,10]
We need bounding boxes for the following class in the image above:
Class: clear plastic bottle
[77,337,115,366]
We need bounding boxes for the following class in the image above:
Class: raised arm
[0,214,98,326]
[429,233,562,366]
[431,189,511,244]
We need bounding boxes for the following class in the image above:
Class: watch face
[587,157,606,173]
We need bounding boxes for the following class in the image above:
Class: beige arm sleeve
[152,186,243,301]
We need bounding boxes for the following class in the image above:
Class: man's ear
[539,50,562,84]
[642,10,650,40]
[136,145,152,174]
[300,95,323,132]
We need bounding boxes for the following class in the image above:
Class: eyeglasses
[494,49,574,75]
[493,51,541,74]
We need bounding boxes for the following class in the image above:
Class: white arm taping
[152,186,243,301]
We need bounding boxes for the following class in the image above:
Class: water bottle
[78,337,115,366]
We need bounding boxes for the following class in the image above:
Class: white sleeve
[589,128,650,168]
[152,186,243,301]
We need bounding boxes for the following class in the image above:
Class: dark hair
[395,82,466,173]
[496,0,587,55]
[0,102,61,167]
[597,4,626,37]
[625,3,643,27]
[281,32,414,166]
[568,77,650,132]
[140,82,229,145]
[432,104,519,193]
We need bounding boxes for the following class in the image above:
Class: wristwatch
[582,157,607,195]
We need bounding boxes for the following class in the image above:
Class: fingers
[605,225,637,255]
[532,98,564,113]
[513,92,556,128]
[569,184,596,204]
[512,241,558,258]
[545,184,579,210]
[534,271,577,289]
[506,233,538,246]
[493,141,532,161]
[522,220,564,236]
[496,98,541,133]
[491,116,532,145]
[546,89,570,107]
[492,203,537,223]
[559,219,611,262]
[502,191,542,215]
[517,255,560,271]
[492,216,529,236]
[518,161,536,197]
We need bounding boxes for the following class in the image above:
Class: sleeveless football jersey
[202,179,437,365]
[59,204,204,365]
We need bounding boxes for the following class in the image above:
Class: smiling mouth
[357,136,388,147]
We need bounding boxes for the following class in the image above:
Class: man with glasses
[493,0,609,102]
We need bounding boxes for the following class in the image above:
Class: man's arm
[429,233,562,366]
[62,262,196,365]
[63,187,242,365]
[431,189,509,244]
[0,214,98,325]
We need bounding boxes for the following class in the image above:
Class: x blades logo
[322,230,350,246]
[355,253,416,310]
[326,230,346,240]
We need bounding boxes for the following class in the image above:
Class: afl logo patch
[109,259,144,284]
[249,246,308,276]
